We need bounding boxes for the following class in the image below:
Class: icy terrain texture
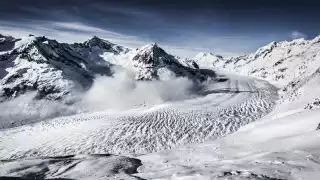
[136,36,320,180]
[1,34,320,179]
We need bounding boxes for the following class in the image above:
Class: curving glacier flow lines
[0,73,278,159]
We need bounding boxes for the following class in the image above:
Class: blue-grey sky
[0,0,319,57]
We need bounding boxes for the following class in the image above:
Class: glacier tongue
[0,71,278,158]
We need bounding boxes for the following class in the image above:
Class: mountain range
[0,35,222,103]
[2,34,320,110]
[1,33,320,179]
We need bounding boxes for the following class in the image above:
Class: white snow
[0,72,278,159]
[192,52,225,69]
[135,36,320,179]
[137,102,320,180]
[1,34,320,180]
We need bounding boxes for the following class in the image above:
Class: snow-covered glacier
[1,34,320,180]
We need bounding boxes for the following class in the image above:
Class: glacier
[1,34,320,179]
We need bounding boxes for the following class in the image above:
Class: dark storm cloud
[1,0,320,57]
[2,0,320,21]
[1,0,320,35]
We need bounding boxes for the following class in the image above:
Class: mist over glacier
[0,68,199,128]
[81,69,195,111]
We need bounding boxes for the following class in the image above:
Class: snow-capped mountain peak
[0,35,115,102]
[131,43,219,81]
[131,43,182,80]
[251,41,277,59]
[84,36,114,48]
[73,36,129,54]
[133,43,178,66]
[191,52,225,69]
[194,52,222,59]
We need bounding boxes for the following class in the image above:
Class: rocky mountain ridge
[192,35,320,110]
[0,35,219,102]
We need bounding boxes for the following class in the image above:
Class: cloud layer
[0,0,319,57]
[291,31,307,39]
[0,21,244,57]
[81,70,194,110]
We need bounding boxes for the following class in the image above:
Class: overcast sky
[1,0,319,57]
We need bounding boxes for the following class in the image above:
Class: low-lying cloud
[81,69,194,110]
[0,69,197,128]
[291,31,307,39]
[0,92,79,129]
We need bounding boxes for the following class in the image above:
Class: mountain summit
[192,52,225,68]
[0,36,113,102]
[132,43,179,66]
[0,35,221,102]
[131,43,216,81]
[73,36,129,55]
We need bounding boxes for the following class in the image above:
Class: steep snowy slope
[228,36,320,113]
[197,36,320,87]
[72,36,129,65]
[0,36,114,102]
[192,52,226,69]
[279,67,320,111]
[137,108,320,180]
[193,36,320,110]
[131,44,217,81]
[232,37,320,86]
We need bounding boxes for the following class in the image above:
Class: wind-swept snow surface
[134,36,320,180]
[0,72,277,159]
[137,105,320,180]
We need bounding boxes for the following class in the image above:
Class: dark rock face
[218,170,285,180]
[305,98,320,110]
[0,154,144,180]
[192,61,199,69]
[0,34,21,52]
[132,44,218,81]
